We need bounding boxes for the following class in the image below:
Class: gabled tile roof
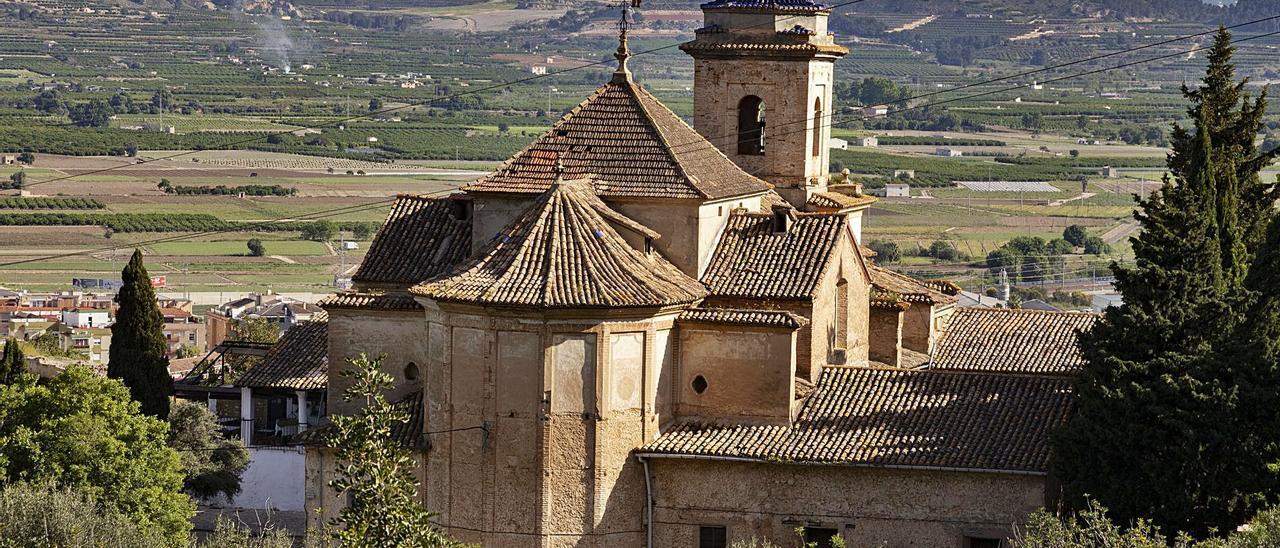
[679,308,807,329]
[702,211,846,300]
[931,307,1098,375]
[235,319,328,391]
[640,366,1073,474]
[353,195,472,287]
[318,293,422,311]
[413,178,706,309]
[465,80,770,201]
[869,265,959,305]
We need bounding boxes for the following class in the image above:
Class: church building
[297,1,1089,546]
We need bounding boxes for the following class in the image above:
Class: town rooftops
[701,211,847,300]
[640,365,1073,474]
[235,319,328,391]
[353,195,472,287]
[869,265,959,305]
[465,78,770,201]
[931,307,1098,375]
[413,178,707,309]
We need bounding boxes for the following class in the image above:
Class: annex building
[287,1,1098,546]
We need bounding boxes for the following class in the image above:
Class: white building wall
[209,446,306,511]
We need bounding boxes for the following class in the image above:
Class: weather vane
[614,0,641,79]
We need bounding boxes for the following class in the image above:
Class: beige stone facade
[301,2,1082,546]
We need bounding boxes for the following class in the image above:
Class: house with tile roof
[295,3,1092,547]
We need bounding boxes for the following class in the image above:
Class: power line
[677,14,1280,150]
[5,17,1275,269]
[17,0,873,192]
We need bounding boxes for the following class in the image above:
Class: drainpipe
[639,455,654,548]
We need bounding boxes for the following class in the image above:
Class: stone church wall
[648,459,1047,547]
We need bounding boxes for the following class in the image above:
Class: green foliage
[199,514,295,548]
[167,399,249,502]
[67,99,114,128]
[108,249,172,418]
[0,366,194,545]
[326,354,461,548]
[223,317,280,381]
[0,197,105,210]
[352,223,374,241]
[0,212,377,234]
[1016,502,1280,548]
[247,238,266,257]
[1063,225,1088,247]
[927,240,961,261]
[0,338,24,384]
[1082,235,1111,256]
[0,481,169,548]
[1048,238,1075,256]
[867,240,901,264]
[1054,29,1280,538]
[2,171,24,190]
[162,184,297,196]
[301,219,336,242]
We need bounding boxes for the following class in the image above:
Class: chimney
[998,269,1011,302]
[771,204,791,233]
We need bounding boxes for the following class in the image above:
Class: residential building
[885,182,910,197]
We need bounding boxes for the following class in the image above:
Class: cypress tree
[0,337,25,383]
[108,249,172,418]
[1053,29,1278,537]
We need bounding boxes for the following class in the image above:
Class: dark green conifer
[1053,29,1278,537]
[107,249,172,418]
[0,337,25,383]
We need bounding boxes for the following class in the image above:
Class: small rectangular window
[966,538,1003,548]
[699,526,727,548]
[804,528,840,548]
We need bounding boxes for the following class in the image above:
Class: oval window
[692,375,708,394]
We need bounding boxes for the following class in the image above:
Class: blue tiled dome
[700,0,828,11]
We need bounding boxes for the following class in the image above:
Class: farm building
[1,155,15,165]
[885,182,911,197]
[296,3,1094,547]
[829,137,848,150]
[863,104,889,117]
[936,147,963,157]
[855,136,878,147]
[893,169,915,178]
[1102,165,1119,177]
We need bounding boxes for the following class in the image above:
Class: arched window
[812,97,824,158]
[737,95,766,156]
[835,278,848,350]
[404,362,420,382]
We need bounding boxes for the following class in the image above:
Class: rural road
[1102,221,1141,244]
[268,255,297,264]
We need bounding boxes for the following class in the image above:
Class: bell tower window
[812,97,823,158]
[737,95,766,156]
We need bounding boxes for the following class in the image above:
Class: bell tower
[682,0,848,207]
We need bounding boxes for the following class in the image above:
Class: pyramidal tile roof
[869,265,959,305]
[413,178,707,309]
[466,79,770,200]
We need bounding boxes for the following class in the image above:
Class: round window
[691,375,708,394]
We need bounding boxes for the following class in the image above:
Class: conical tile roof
[413,178,707,309]
[466,79,771,200]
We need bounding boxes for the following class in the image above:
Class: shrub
[1083,235,1111,255]
[0,482,168,547]
[247,239,266,256]
[1063,225,1088,247]
[867,240,901,264]
[928,240,960,261]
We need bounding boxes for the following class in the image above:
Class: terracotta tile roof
[413,179,707,309]
[640,366,1073,474]
[807,191,876,210]
[702,211,846,300]
[869,265,959,305]
[701,0,829,10]
[679,308,807,329]
[235,319,328,390]
[869,287,910,310]
[296,390,424,449]
[465,80,770,201]
[353,195,472,287]
[759,191,791,211]
[681,32,849,56]
[318,293,422,311]
[932,307,1098,375]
